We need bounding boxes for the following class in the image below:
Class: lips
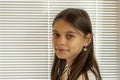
[55,48,69,52]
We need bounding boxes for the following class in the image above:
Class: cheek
[69,40,84,53]
[52,38,56,47]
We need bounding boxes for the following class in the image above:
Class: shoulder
[77,71,96,80]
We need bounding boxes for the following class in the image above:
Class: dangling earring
[83,46,87,51]
[83,43,87,51]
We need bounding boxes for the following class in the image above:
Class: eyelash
[53,33,74,39]
[66,34,74,39]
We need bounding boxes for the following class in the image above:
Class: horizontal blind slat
[0,0,49,80]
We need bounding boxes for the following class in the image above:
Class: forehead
[53,19,79,33]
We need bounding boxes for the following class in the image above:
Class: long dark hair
[51,8,102,80]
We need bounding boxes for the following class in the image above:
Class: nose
[56,37,66,45]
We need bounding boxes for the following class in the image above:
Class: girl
[51,8,102,80]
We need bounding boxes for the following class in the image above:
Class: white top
[60,68,96,80]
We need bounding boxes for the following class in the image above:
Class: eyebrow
[53,30,77,34]
[52,29,85,38]
[52,30,58,32]
[66,31,77,34]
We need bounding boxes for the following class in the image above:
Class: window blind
[0,0,50,80]
[0,0,120,80]
[95,1,120,80]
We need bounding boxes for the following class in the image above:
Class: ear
[85,33,92,46]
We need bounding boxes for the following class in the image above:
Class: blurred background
[0,0,120,80]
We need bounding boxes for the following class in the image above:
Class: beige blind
[95,1,120,80]
[0,0,50,80]
[0,0,120,80]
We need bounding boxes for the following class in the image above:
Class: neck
[66,58,73,68]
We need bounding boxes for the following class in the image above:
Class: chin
[56,54,66,59]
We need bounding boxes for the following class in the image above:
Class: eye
[66,34,74,39]
[53,33,59,38]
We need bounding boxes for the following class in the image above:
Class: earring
[83,46,87,51]
[83,43,87,51]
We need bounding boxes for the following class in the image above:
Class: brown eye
[53,33,59,38]
[66,34,74,39]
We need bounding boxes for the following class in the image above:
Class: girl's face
[52,19,86,62]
